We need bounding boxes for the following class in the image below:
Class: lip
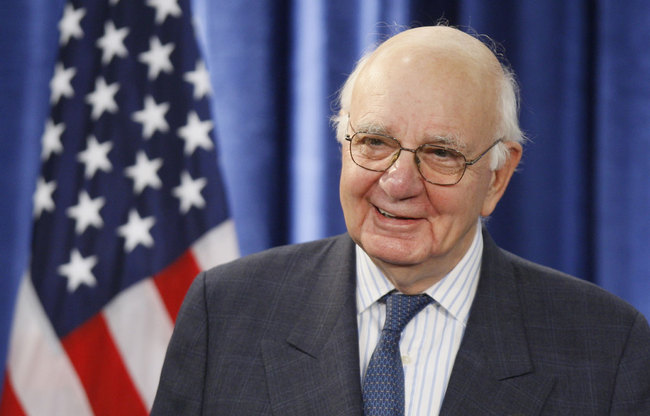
[373,204,419,221]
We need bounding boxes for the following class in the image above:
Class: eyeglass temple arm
[464,138,503,166]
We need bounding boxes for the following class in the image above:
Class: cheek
[339,162,377,223]
[339,160,359,201]
[340,156,374,194]
[423,177,488,220]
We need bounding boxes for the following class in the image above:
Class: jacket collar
[261,234,364,415]
[439,228,556,415]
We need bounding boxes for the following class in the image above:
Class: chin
[360,234,432,266]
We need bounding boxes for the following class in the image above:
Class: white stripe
[191,220,239,270]
[7,274,93,416]
[103,278,174,411]
[104,222,239,411]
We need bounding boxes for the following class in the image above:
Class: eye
[418,145,464,170]
[355,134,394,148]
[368,137,386,146]
[351,133,399,160]
[430,148,453,158]
[420,145,458,159]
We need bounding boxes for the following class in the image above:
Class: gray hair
[331,30,524,171]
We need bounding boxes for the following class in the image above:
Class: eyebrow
[353,119,388,135]
[423,135,464,149]
[352,119,466,150]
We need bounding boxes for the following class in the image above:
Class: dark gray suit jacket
[151,230,650,415]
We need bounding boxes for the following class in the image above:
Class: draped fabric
[2,0,649,398]
[0,1,239,412]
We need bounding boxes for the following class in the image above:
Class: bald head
[334,26,522,168]
[365,26,503,77]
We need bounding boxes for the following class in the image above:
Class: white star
[131,95,169,139]
[172,171,206,213]
[117,209,155,253]
[58,249,97,292]
[41,119,65,160]
[177,111,213,155]
[146,0,182,24]
[33,177,57,218]
[50,63,76,104]
[77,135,113,179]
[96,21,129,65]
[138,37,174,80]
[85,77,120,120]
[58,4,86,46]
[125,151,163,194]
[184,60,212,100]
[66,190,105,234]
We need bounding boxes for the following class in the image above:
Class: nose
[378,150,424,199]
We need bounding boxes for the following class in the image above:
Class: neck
[370,223,481,295]
[372,256,458,295]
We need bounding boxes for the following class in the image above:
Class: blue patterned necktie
[362,293,433,416]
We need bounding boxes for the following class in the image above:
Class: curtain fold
[0,0,65,396]
[595,0,650,300]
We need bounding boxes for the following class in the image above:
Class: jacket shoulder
[502,249,642,325]
[188,233,356,322]
[201,233,353,287]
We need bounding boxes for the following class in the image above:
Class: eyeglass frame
[344,119,503,186]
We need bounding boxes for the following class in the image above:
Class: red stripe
[153,250,200,321]
[0,374,26,416]
[61,315,148,416]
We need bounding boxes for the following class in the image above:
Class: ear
[480,141,522,217]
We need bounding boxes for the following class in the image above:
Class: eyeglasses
[345,122,502,186]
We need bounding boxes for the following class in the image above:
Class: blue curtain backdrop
[2,0,649,395]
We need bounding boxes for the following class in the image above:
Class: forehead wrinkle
[352,117,388,135]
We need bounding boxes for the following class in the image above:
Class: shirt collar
[355,222,483,325]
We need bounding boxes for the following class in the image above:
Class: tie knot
[383,293,432,333]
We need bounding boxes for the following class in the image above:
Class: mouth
[376,206,414,220]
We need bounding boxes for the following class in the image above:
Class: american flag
[0,0,238,414]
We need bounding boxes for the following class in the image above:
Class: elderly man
[151,26,650,415]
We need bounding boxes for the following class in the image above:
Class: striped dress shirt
[356,223,483,415]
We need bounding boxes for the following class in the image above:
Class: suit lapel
[261,235,364,416]
[440,230,556,415]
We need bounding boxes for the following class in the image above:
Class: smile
[376,206,413,220]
